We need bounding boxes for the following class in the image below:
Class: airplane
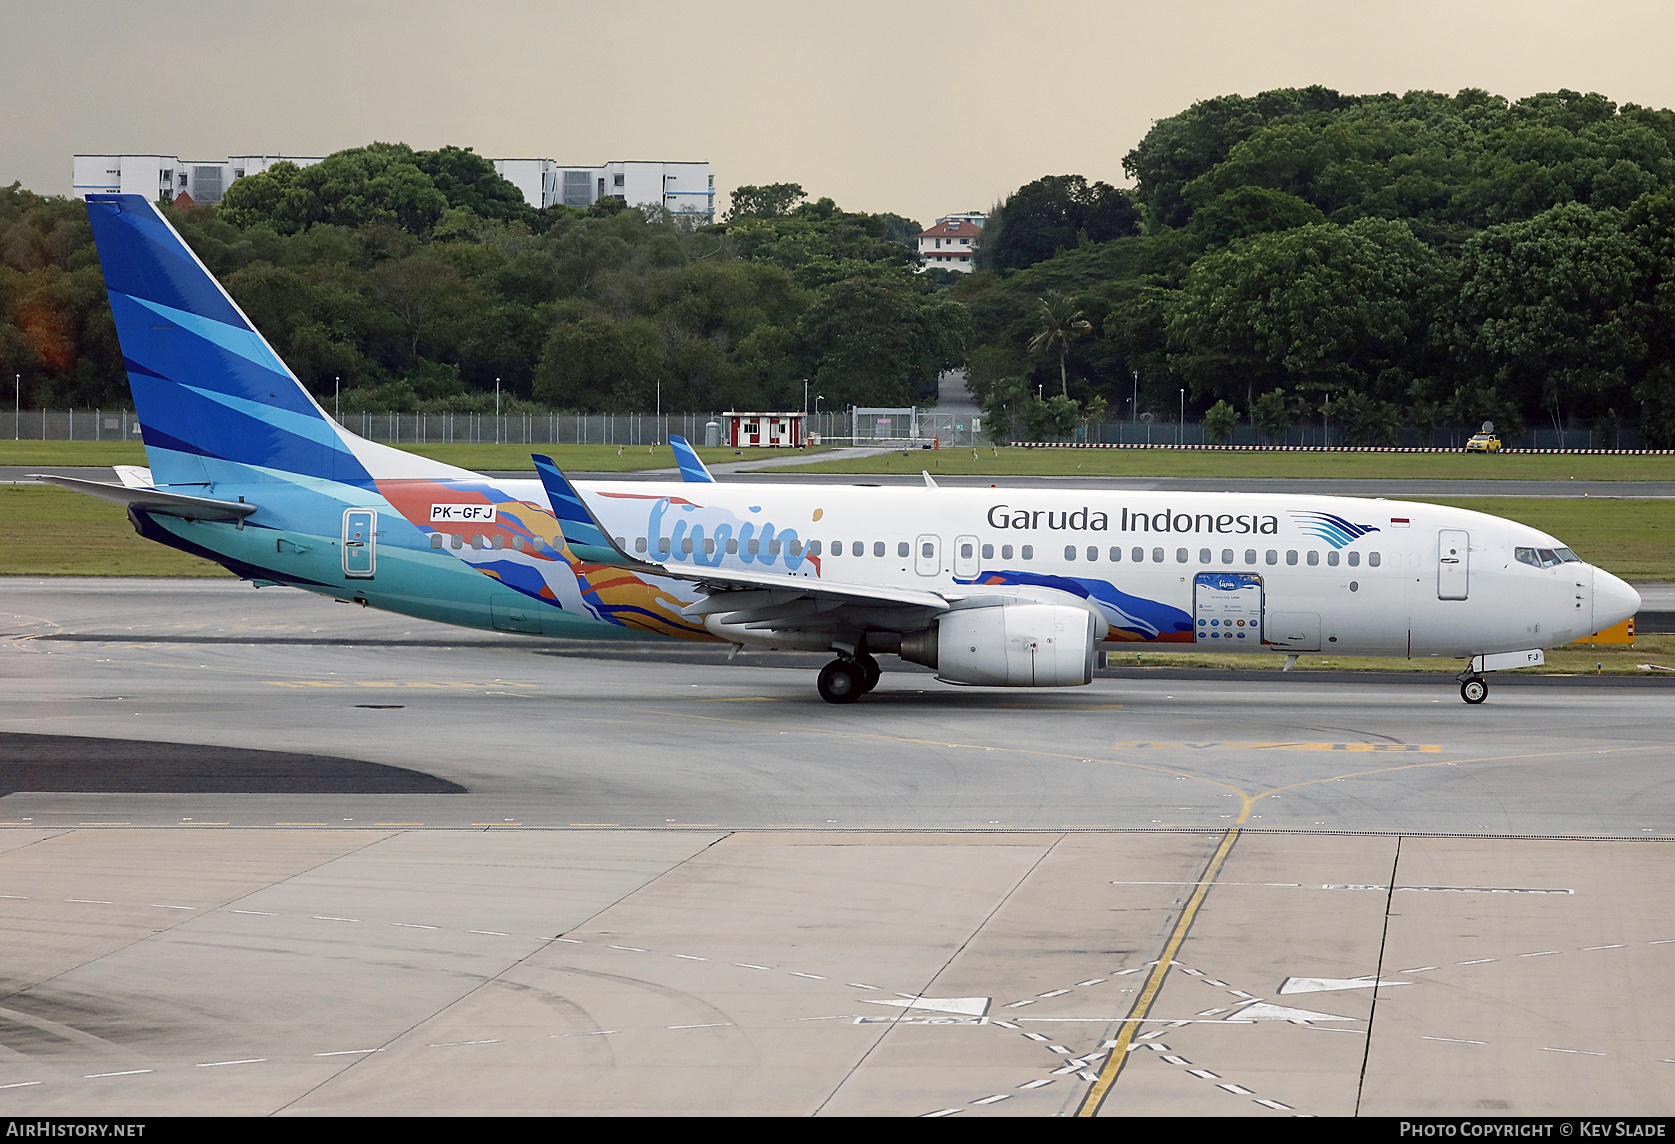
[50,194,1640,706]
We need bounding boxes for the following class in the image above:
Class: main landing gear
[1459,675,1488,704]
[817,653,881,704]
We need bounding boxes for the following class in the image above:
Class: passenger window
[852,541,864,557]
[788,540,802,557]
[728,538,740,554]
[1244,550,1256,564]
[1086,546,1098,562]
[704,538,716,554]
[430,533,443,549]
[1199,548,1211,563]
[903,541,914,558]
[1265,550,1277,565]
[873,541,885,557]
[747,539,760,555]
[768,540,781,556]
[1221,549,1233,564]
[1347,550,1359,567]
[1002,544,1014,559]
[1021,545,1034,560]
[1065,545,1077,561]
[961,543,973,559]
[1110,547,1122,562]
[1176,548,1188,563]
[1368,551,1381,567]
[658,537,671,554]
[982,543,994,559]
[492,535,505,550]
[681,538,694,554]
[635,536,647,553]
[1327,551,1340,566]
[1307,550,1318,566]
[1151,547,1164,563]
[471,535,484,550]
[1286,550,1298,565]
[808,540,821,556]
[451,534,463,550]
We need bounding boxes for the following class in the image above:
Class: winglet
[668,435,716,483]
[531,454,657,569]
[922,471,938,489]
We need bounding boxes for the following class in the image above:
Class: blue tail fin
[85,194,467,488]
[668,435,716,483]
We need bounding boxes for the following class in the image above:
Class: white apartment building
[493,159,714,220]
[71,153,715,221]
[916,216,983,272]
[72,155,323,204]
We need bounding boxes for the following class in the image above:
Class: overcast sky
[7,0,1675,225]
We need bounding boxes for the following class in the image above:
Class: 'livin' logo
[1290,510,1381,549]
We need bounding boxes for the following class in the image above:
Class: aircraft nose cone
[1593,568,1641,631]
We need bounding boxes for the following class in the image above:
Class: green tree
[1027,291,1093,399]
[724,183,807,222]
[979,176,1140,272]
[1250,387,1293,442]
[1203,398,1239,444]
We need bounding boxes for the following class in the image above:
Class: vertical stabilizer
[84,194,472,487]
[668,435,716,483]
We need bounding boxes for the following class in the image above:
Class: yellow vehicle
[1465,433,1502,453]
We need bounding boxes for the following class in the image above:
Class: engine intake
[899,604,1096,687]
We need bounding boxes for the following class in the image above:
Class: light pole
[334,376,340,423]
[655,380,661,445]
[1179,388,1185,447]
[14,374,18,441]
[495,378,501,444]
[803,379,809,414]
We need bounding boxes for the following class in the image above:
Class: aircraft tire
[1460,678,1488,704]
[857,654,882,694]
[818,660,865,704]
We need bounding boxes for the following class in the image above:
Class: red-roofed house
[917,217,982,272]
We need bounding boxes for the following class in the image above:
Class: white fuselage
[486,481,1634,659]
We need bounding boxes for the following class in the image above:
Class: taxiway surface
[2,579,1673,1116]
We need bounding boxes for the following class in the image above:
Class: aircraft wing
[667,435,716,483]
[531,453,950,627]
[35,474,257,521]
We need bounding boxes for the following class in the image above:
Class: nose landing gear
[1459,675,1488,704]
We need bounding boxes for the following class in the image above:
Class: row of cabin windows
[431,532,1382,569]
[1056,545,1380,568]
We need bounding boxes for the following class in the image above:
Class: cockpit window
[1538,549,1561,568]
[1555,547,1581,563]
[1515,547,1540,568]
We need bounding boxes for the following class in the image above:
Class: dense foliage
[0,148,961,414]
[962,87,1675,445]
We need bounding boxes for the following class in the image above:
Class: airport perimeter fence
[0,409,856,448]
[4,409,1663,453]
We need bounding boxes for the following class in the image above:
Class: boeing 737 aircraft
[55,195,1640,704]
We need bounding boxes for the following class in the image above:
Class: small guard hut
[721,411,807,448]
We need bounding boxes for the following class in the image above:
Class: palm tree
[1027,292,1092,399]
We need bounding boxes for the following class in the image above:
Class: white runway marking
[1017,1079,1053,1089]
[735,963,772,970]
[790,972,825,979]
[1582,944,1625,950]
[66,899,112,904]
[1422,1037,1488,1045]
[609,945,648,951]
[83,1070,152,1078]
[1542,1047,1605,1056]
[313,916,359,922]
[469,930,510,936]
[391,923,437,930]
[0,1082,43,1089]
[197,1058,265,1067]
[231,910,276,916]
[315,1049,383,1056]
[1219,1083,1255,1094]
[675,954,707,961]
[667,1023,731,1030]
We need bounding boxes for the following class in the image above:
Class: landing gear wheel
[857,654,881,694]
[1460,677,1488,704]
[818,659,865,704]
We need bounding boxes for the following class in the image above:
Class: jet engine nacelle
[899,604,1096,687]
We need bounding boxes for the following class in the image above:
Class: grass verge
[1116,633,1675,677]
[776,445,1675,482]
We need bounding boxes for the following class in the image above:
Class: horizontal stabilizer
[36,474,256,521]
[668,435,716,483]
